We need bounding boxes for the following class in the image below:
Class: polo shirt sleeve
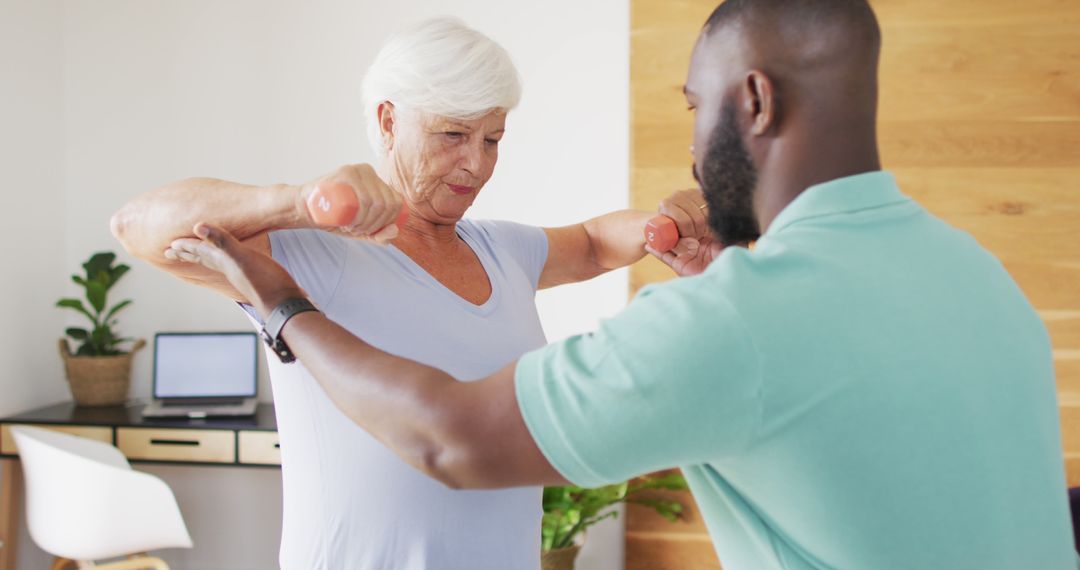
[514,277,763,487]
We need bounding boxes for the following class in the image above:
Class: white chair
[11,426,193,570]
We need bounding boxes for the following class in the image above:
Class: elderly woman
[113,17,710,570]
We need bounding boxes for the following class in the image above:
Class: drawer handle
[274,443,281,449]
[149,438,201,447]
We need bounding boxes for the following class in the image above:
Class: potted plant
[541,472,689,570]
[56,251,143,406]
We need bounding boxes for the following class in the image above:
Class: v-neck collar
[387,223,501,316]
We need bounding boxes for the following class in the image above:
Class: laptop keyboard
[162,399,244,407]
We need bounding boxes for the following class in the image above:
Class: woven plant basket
[58,338,145,407]
[541,545,582,570]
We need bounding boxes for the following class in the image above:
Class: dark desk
[0,402,280,570]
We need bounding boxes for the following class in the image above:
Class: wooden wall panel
[628,0,1080,568]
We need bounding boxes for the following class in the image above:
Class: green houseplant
[541,472,689,570]
[56,251,144,406]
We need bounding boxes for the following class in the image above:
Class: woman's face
[383,106,506,224]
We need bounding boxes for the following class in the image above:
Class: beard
[696,103,761,245]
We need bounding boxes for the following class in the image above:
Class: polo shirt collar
[764,171,908,236]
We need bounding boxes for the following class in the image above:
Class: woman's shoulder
[458,218,549,285]
[457,218,542,244]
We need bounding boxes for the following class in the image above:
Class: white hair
[362,17,523,157]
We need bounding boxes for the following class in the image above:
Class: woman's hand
[647,189,727,277]
[298,163,403,242]
[165,223,306,318]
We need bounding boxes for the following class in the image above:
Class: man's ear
[742,70,776,136]
[377,102,396,153]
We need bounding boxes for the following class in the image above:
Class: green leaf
[91,325,116,346]
[93,328,124,356]
[104,299,132,322]
[82,252,116,280]
[541,476,689,551]
[582,510,620,528]
[108,336,132,352]
[85,281,107,313]
[71,275,87,287]
[75,342,97,356]
[65,327,89,340]
[108,264,130,288]
[627,498,685,522]
[57,298,96,325]
[92,269,112,290]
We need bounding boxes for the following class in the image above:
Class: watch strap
[262,297,319,363]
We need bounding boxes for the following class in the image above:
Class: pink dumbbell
[645,202,709,253]
[306,182,409,230]
[644,215,680,253]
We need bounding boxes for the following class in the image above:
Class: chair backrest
[11,426,192,561]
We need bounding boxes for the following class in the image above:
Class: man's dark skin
[160,0,884,489]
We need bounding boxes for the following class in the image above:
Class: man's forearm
[111,178,304,259]
[277,309,476,486]
[276,308,557,489]
[583,209,653,270]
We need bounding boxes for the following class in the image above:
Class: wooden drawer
[117,428,235,463]
[238,431,281,465]
[0,424,112,456]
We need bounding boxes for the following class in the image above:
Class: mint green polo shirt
[515,172,1076,569]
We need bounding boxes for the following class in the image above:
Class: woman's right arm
[111,164,403,303]
[110,178,305,302]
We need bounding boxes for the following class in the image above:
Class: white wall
[6,0,630,568]
[1,0,67,567]
[0,0,66,415]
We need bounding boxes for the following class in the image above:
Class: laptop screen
[153,332,258,399]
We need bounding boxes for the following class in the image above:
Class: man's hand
[647,189,726,277]
[298,164,403,243]
[165,223,306,317]
[646,234,726,277]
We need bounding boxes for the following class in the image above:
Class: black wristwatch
[261,297,319,363]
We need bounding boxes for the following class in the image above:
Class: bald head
[698,0,881,128]
[704,0,880,54]
[685,0,884,242]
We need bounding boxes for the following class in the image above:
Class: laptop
[141,332,259,419]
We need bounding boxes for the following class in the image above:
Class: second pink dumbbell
[644,215,681,253]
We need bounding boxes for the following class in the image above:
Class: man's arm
[538,190,710,289]
[110,164,402,302]
[283,310,570,489]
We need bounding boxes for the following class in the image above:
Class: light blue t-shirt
[265,219,549,570]
[516,172,1076,569]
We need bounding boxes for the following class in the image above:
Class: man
[161,0,1077,567]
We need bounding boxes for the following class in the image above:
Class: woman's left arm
[538,190,709,289]
[538,210,651,289]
